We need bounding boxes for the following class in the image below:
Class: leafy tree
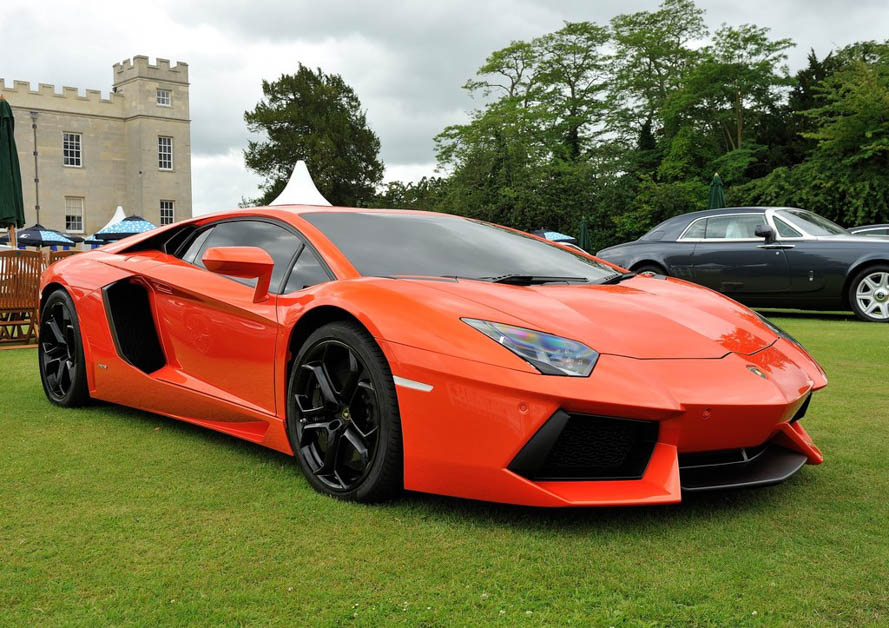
[610,0,707,140]
[735,41,889,226]
[391,2,889,248]
[244,65,383,206]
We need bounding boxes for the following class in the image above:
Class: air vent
[103,279,166,374]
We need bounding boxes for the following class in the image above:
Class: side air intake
[103,279,166,374]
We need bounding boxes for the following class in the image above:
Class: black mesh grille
[510,412,659,481]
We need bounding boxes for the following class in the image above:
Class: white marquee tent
[270,161,331,206]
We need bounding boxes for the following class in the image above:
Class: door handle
[758,244,795,249]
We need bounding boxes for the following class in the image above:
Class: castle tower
[113,56,192,226]
[0,56,192,236]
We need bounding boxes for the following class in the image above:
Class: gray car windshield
[302,212,616,283]
[778,209,849,236]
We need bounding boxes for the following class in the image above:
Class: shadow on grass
[385,479,810,533]
[77,398,816,532]
[81,399,297,468]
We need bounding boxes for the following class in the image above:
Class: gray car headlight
[462,318,599,376]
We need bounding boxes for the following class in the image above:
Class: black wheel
[286,321,403,502]
[38,289,90,406]
[634,263,667,276]
[849,264,889,322]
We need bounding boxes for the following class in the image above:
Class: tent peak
[270,161,331,207]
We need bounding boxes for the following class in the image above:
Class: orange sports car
[39,206,826,506]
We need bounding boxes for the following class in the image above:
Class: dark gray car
[596,207,889,322]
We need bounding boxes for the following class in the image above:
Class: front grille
[509,411,659,481]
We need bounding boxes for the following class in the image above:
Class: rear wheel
[849,265,889,322]
[38,289,90,406]
[634,263,667,276]
[286,321,403,502]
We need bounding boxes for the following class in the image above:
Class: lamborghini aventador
[38,206,826,506]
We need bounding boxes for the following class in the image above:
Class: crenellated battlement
[0,78,121,106]
[113,55,189,86]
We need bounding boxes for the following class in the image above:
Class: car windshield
[302,212,616,283]
[777,209,849,236]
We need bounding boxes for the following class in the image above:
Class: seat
[0,250,43,344]
[725,222,746,239]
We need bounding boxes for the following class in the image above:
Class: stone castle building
[0,55,192,236]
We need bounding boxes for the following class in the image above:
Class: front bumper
[384,337,825,507]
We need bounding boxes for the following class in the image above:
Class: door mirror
[202,246,275,303]
[755,224,776,244]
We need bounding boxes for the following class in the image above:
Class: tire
[848,264,889,323]
[38,289,90,406]
[634,263,667,276]
[286,321,403,502]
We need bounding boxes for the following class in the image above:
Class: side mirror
[755,224,776,244]
[202,246,274,303]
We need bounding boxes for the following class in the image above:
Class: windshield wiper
[599,272,637,285]
[483,274,589,285]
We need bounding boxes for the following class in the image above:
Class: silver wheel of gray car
[852,268,889,322]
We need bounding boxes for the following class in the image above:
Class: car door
[139,219,302,415]
[691,213,791,294]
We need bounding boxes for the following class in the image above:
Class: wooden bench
[0,250,43,344]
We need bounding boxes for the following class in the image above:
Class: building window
[160,200,175,225]
[156,88,172,106]
[63,132,82,167]
[158,136,173,170]
[65,197,85,233]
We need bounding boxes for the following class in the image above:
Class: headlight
[755,312,804,349]
[462,318,599,376]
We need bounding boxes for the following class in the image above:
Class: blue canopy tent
[532,229,578,245]
[93,215,157,242]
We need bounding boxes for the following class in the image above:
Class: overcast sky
[2,0,888,214]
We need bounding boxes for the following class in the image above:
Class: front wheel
[38,289,90,406]
[849,266,889,322]
[286,321,403,502]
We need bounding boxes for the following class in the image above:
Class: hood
[402,275,777,360]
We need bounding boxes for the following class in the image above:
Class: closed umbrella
[578,217,592,252]
[0,98,25,246]
[0,223,75,248]
[708,173,725,209]
[94,215,157,242]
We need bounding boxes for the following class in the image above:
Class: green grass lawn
[1,313,888,626]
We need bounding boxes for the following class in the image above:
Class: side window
[180,228,214,265]
[681,219,706,240]
[705,215,765,239]
[285,247,331,293]
[191,221,301,292]
[774,217,802,238]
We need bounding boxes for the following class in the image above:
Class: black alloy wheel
[38,289,90,406]
[287,321,402,501]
